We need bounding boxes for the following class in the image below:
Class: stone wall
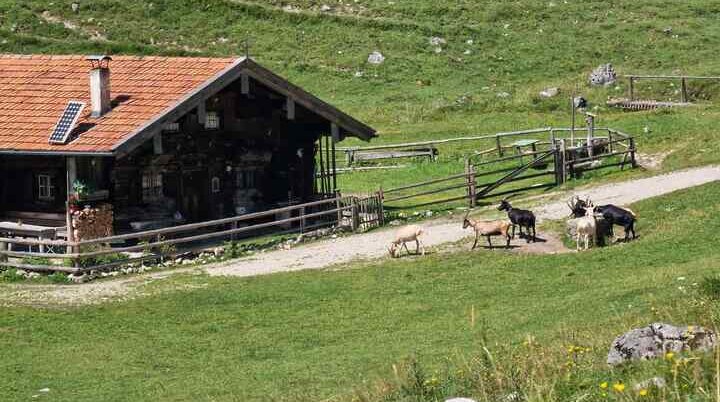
[72,204,114,241]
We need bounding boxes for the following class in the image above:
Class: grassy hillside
[3,179,720,401]
[2,1,720,197]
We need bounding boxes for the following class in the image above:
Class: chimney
[87,55,112,118]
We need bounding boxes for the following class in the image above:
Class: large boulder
[589,63,617,86]
[607,323,716,366]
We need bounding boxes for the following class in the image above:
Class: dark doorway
[181,170,208,222]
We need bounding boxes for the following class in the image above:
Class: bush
[47,272,70,284]
[76,244,129,268]
[0,268,25,283]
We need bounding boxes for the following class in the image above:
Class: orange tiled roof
[0,55,238,153]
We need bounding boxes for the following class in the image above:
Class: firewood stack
[72,204,114,241]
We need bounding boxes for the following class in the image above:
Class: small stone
[663,27,673,34]
[389,220,401,226]
[320,4,332,12]
[354,71,364,77]
[463,49,472,55]
[425,211,433,217]
[445,398,477,402]
[539,87,559,98]
[38,388,50,393]
[429,36,446,46]
[589,63,617,86]
[71,3,79,13]
[496,91,511,98]
[633,377,666,391]
[367,51,385,65]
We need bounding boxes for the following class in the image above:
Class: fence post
[335,194,343,227]
[628,76,635,100]
[378,187,385,226]
[680,77,688,103]
[300,206,306,234]
[350,199,359,232]
[0,241,6,263]
[496,136,504,157]
[629,137,637,167]
[465,159,476,208]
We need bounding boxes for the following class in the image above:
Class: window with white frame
[235,170,256,189]
[37,174,55,201]
[211,177,221,193]
[141,171,163,202]
[204,111,220,130]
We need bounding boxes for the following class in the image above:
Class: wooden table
[0,222,57,252]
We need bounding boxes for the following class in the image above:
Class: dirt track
[3,165,720,306]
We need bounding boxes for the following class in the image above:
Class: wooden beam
[153,132,163,155]
[241,72,250,95]
[197,101,206,126]
[331,123,340,143]
[286,97,295,120]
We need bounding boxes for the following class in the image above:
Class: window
[142,171,163,202]
[211,177,221,193]
[162,122,180,133]
[38,174,55,201]
[235,170,256,189]
[204,111,220,130]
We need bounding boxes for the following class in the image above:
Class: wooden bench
[346,147,439,165]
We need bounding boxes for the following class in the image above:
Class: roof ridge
[0,54,240,62]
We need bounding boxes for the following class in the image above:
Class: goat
[462,212,512,249]
[388,225,425,258]
[575,203,597,251]
[593,204,637,242]
[567,196,590,219]
[497,199,536,242]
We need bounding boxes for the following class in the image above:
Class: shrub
[47,272,70,284]
[0,268,25,282]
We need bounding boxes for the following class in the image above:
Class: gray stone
[496,91,511,98]
[633,377,666,392]
[589,63,617,86]
[607,323,716,366]
[320,4,332,12]
[71,3,80,13]
[539,87,559,98]
[429,36,447,46]
[367,51,385,65]
[445,398,477,402]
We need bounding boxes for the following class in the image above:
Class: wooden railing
[0,195,383,274]
[622,74,720,102]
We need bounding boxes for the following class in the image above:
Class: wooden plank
[383,182,469,203]
[382,172,472,194]
[286,97,295,120]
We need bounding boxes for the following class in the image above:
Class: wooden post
[570,95,576,145]
[335,192,343,227]
[65,160,78,266]
[680,77,688,103]
[469,164,477,208]
[0,241,7,263]
[330,131,338,193]
[377,188,385,226]
[299,206,305,233]
[608,130,614,153]
[628,76,635,101]
[560,139,567,183]
[629,137,637,168]
[585,113,595,159]
[496,136,503,157]
[317,137,326,194]
[350,199,359,232]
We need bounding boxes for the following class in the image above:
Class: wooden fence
[623,74,720,102]
[0,195,383,274]
[380,128,637,210]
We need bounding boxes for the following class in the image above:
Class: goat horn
[463,210,471,220]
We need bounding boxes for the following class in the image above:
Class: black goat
[567,196,590,218]
[593,204,637,242]
[497,199,536,243]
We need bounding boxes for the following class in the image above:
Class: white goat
[462,212,512,249]
[388,225,425,258]
[575,204,597,251]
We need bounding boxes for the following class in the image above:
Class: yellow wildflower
[665,352,675,361]
[613,382,625,392]
[639,389,648,397]
[599,381,608,389]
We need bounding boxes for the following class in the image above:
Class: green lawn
[2,182,720,401]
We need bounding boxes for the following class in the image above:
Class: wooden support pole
[377,188,385,226]
[680,78,688,103]
[286,97,295,120]
[317,137,326,195]
[629,137,637,168]
[331,133,337,193]
[628,77,635,100]
[350,199,359,232]
[496,136,503,157]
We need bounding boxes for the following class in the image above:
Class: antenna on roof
[243,37,252,59]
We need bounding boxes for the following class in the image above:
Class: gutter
[0,149,114,157]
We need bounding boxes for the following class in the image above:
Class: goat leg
[487,235,492,248]
[472,234,478,250]
[402,242,410,255]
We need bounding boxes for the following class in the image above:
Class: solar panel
[49,101,85,144]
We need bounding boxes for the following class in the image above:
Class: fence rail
[0,195,384,274]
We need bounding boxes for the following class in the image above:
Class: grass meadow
[3,182,720,401]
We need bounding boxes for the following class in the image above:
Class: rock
[367,51,385,65]
[389,220,402,226]
[633,377,666,391]
[69,274,88,283]
[573,96,588,109]
[38,388,50,393]
[663,27,673,34]
[429,36,446,46]
[539,87,559,98]
[354,71,364,77]
[425,211,433,217]
[71,3,80,13]
[212,247,224,257]
[27,272,41,279]
[589,63,617,86]
[607,323,716,366]
[320,4,332,12]
[445,398,477,402]
[496,91,511,98]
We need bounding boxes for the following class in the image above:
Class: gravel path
[4,165,720,306]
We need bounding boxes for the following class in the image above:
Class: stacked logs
[72,204,114,241]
